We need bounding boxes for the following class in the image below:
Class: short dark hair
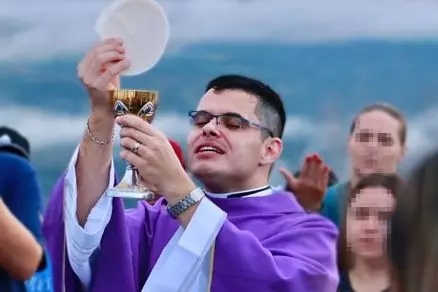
[205,74,286,138]
[0,126,30,159]
[338,173,404,272]
[349,103,407,145]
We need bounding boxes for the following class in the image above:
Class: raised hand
[116,115,196,205]
[280,153,329,212]
[75,38,132,226]
[77,38,131,111]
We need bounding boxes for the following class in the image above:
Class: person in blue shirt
[282,103,407,225]
[322,103,407,227]
[281,103,407,290]
[0,127,51,291]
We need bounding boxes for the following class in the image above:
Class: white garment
[64,146,272,291]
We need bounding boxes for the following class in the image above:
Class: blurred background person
[338,173,403,292]
[322,103,406,226]
[390,150,438,292]
[0,126,52,291]
[283,103,406,224]
[0,199,42,285]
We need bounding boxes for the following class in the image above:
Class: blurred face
[346,187,395,260]
[187,89,282,190]
[348,110,405,176]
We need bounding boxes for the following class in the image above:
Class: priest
[43,38,339,292]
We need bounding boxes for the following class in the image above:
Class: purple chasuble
[43,177,339,292]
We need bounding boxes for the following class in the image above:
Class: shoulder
[325,183,341,199]
[278,204,338,238]
[324,182,349,204]
[320,182,349,226]
[0,153,35,175]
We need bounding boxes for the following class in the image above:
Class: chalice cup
[106,89,159,200]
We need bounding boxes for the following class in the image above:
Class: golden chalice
[107,89,159,200]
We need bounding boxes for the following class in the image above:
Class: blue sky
[2,0,438,185]
[3,0,438,62]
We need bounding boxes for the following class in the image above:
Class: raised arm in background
[0,199,42,281]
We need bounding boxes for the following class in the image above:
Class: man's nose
[202,118,221,137]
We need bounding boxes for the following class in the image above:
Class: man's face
[348,110,405,176]
[187,89,281,189]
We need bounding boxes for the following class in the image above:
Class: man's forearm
[0,200,42,281]
[76,110,114,226]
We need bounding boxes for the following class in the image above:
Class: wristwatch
[167,187,205,219]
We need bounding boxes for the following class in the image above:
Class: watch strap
[167,187,204,219]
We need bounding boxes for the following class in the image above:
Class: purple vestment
[43,177,339,292]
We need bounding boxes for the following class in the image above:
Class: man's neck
[204,182,269,194]
[203,175,269,194]
[205,184,272,198]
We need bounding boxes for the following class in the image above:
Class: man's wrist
[165,177,197,206]
[90,106,115,122]
[85,109,115,143]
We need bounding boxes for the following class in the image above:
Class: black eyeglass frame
[188,110,274,137]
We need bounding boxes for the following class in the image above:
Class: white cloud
[0,105,190,150]
[2,0,438,61]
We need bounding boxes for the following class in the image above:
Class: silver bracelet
[86,117,115,145]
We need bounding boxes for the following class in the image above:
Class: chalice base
[106,165,154,200]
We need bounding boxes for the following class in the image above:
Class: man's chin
[191,163,221,178]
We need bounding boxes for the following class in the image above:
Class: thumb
[279,168,298,188]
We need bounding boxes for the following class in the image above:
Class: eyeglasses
[188,110,274,137]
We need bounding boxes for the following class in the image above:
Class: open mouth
[195,145,225,154]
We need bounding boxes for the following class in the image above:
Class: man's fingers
[94,43,125,60]
[119,125,153,147]
[93,59,131,90]
[78,39,123,78]
[120,149,144,168]
[102,37,124,47]
[88,50,125,79]
[117,115,160,138]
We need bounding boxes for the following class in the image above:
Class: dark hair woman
[390,150,438,292]
[338,173,404,292]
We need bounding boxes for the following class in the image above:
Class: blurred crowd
[1,41,438,292]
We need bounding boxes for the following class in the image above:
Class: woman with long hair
[390,150,438,292]
[338,173,403,292]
